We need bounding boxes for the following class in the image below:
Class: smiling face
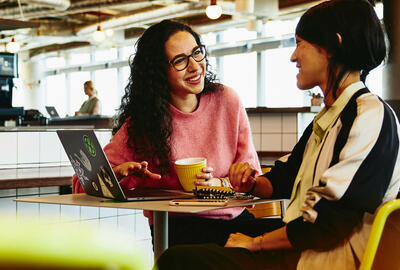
[290,35,330,93]
[165,31,206,99]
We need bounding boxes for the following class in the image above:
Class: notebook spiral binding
[193,186,254,200]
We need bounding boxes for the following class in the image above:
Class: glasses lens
[172,57,187,71]
[170,46,206,71]
[193,46,206,62]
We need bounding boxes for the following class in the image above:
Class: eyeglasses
[169,45,206,71]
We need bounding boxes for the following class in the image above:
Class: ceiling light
[105,29,114,37]
[6,38,20,54]
[92,25,105,42]
[206,0,222,20]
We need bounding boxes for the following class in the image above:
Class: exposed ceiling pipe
[0,0,154,19]
[76,2,199,36]
[22,0,71,10]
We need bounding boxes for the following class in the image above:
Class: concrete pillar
[383,0,400,118]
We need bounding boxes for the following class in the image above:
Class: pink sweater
[73,85,261,225]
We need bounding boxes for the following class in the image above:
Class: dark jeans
[155,243,301,270]
[150,209,285,247]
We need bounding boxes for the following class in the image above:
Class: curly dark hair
[113,20,221,174]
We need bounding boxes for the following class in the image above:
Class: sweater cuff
[286,217,316,250]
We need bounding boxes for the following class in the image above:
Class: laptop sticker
[83,135,96,157]
[100,166,114,188]
[92,181,99,191]
[74,149,92,172]
[97,173,114,198]
[70,155,90,185]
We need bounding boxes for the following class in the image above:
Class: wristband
[245,177,257,195]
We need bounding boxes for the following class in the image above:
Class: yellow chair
[247,166,285,218]
[0,217,146,270]
[359,199,400,270]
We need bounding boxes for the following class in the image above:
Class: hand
[194,167,220,186]
[228,162,257,193]
[224,232,258,251]
[113,161,161,181]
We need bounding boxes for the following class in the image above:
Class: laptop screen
[46,106,59,118]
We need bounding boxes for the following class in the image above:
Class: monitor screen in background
[0,53,18,78]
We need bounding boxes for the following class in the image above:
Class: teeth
[188,74,201,81]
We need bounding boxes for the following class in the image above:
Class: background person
[73,20,277,247]
[155,1,400,269]
[75,80,101,115]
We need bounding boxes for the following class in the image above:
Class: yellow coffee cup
[175,157,207,192]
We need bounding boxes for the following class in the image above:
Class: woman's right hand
[228,162,257,193]
[113,161,161,181]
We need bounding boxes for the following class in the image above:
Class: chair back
[359,199,400,270]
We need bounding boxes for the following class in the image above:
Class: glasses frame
[168,45,207,71]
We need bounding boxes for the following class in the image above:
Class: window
[201,32,217,46]
[94,68,119,116]
[264,47,306,107]
[45,74,67,116]
[45,57,66,69]
[121,45,135,60]
[222,27,256,43]
[69,53,91,66]
[94,48,118,62]
[220,52,257,108]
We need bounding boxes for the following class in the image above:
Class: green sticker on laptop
[83,135,96,157]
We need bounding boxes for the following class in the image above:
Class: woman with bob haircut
[155,1,400,269]
[72,20,274,247]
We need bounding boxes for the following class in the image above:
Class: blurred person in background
[75,80,101,115]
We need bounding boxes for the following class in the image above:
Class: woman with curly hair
[72,20,271,247]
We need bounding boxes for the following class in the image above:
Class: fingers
[241,168,256,184]
[196,172,213,180]
[115,161,162,181]
[194,180,212,186]
[228,162,257,192]
[194,178,220,186]
[224,233,245,248]
[144,170,162,180]
[201,167,214,173]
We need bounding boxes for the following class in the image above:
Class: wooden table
[15,193,279,260]
[0,166,74,189]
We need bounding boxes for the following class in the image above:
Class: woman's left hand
[224,232,257,251]
[194,167,220,186]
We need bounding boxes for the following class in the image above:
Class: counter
[49,115,113,129]
[0,125,95,132]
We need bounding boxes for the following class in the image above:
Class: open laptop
[46,106,60,118]
[57,129,192,201]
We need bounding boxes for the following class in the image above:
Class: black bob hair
[295,0,386,98]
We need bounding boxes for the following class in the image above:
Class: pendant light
[93,7,105,42]
[93,25,105,42]
[6,38,20,53]
[206,0,222,20]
